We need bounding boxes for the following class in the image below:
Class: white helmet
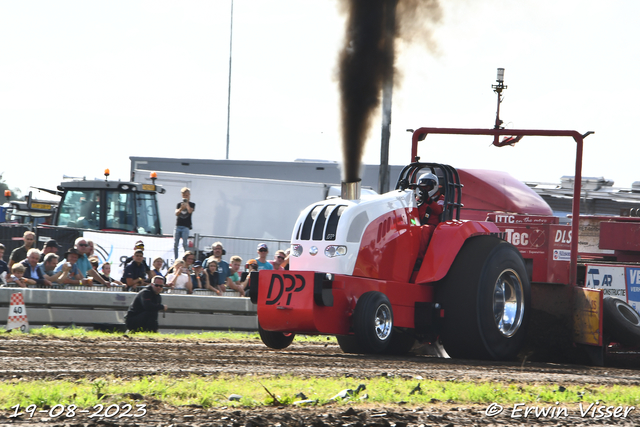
[417,172,439,199]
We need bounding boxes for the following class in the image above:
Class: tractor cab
[53,178,165,234]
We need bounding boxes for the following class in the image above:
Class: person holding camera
[174,187,195,259]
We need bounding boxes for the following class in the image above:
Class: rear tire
[437,236,530,361]
[603,297,640,346]
[258,324,295,349]
[336,335,361,354]
[384,328,416,355]
[353,291,394,354]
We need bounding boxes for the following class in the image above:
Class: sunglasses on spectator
[277,256,285,260]
[78,243,88,247]
[259,249,268,252]
[153,284,163,288]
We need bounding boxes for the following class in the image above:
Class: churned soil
[0,335,639,426]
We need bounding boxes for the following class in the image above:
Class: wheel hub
[374,304,392,340]
[492,269,524,337]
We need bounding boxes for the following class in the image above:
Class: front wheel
[353,291,394,354]
[258,324,295,349]
[437,236,531,361]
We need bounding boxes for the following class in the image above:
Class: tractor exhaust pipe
[341,180,361,200]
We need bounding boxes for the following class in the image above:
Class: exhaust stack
[341,180,361,200]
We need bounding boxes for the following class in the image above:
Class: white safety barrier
[0,287,257,332]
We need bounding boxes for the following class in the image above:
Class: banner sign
[84,231,175,280]
[585,264,640,315]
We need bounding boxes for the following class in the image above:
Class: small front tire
[353,291,394,354]
[259,324,295,349]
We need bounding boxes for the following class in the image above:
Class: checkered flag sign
[7,292,29,333]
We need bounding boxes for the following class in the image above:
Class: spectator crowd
[0,188,290,298]
[0,231,289,299]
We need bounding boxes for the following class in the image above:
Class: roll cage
[396,162,463,222]
[408,126,593,286]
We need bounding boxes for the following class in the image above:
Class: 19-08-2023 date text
[9,403,147,419]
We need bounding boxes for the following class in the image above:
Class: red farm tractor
[250,127,640,365]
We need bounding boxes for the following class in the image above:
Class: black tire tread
[336,335,361,354]
[436,235,530,360]
[259,325,295,349]
[384,328,416,355]
[603,296,640,346]
[353,291,394,354]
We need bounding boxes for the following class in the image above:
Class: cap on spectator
[64,248,81,258]
[193,260,203,267]
[247,259,258,266]
[45,239,61,249]
[134,240,145,249]
[257,243,268,251]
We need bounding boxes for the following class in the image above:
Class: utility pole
[225,0,234,160]
[378,0,397,195]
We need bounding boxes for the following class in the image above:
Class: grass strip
[21,325,336,343]
[1,374,640,410]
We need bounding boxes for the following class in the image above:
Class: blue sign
[625,267,640,314]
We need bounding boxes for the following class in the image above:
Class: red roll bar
[411,127,593,287]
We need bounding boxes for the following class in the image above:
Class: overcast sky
[1,0,639,198]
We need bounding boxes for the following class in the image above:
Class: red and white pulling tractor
[250,127,640,365]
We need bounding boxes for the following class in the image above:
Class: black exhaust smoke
[338,0,442,194]
[339,0,391,185]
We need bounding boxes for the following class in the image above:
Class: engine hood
[458,169,552,219]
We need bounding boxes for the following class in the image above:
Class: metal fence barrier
[2,283,245,297]
[193,233,290,264]
[0,287,257,332]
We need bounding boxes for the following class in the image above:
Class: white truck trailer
[133,169,375,242]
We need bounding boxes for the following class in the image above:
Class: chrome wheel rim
[492,269,524,337]
[374,304,393,340]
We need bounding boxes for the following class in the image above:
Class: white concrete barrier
[0,287,257,332]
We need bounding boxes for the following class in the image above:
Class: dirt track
[1,335,639,426]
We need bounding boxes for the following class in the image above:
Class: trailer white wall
[136,170,332,241]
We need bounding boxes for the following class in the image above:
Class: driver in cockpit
[415,172,445,264]
[416,172,444,226]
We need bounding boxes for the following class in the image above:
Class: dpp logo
[587,268,613,288]
[266,274,306,306]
